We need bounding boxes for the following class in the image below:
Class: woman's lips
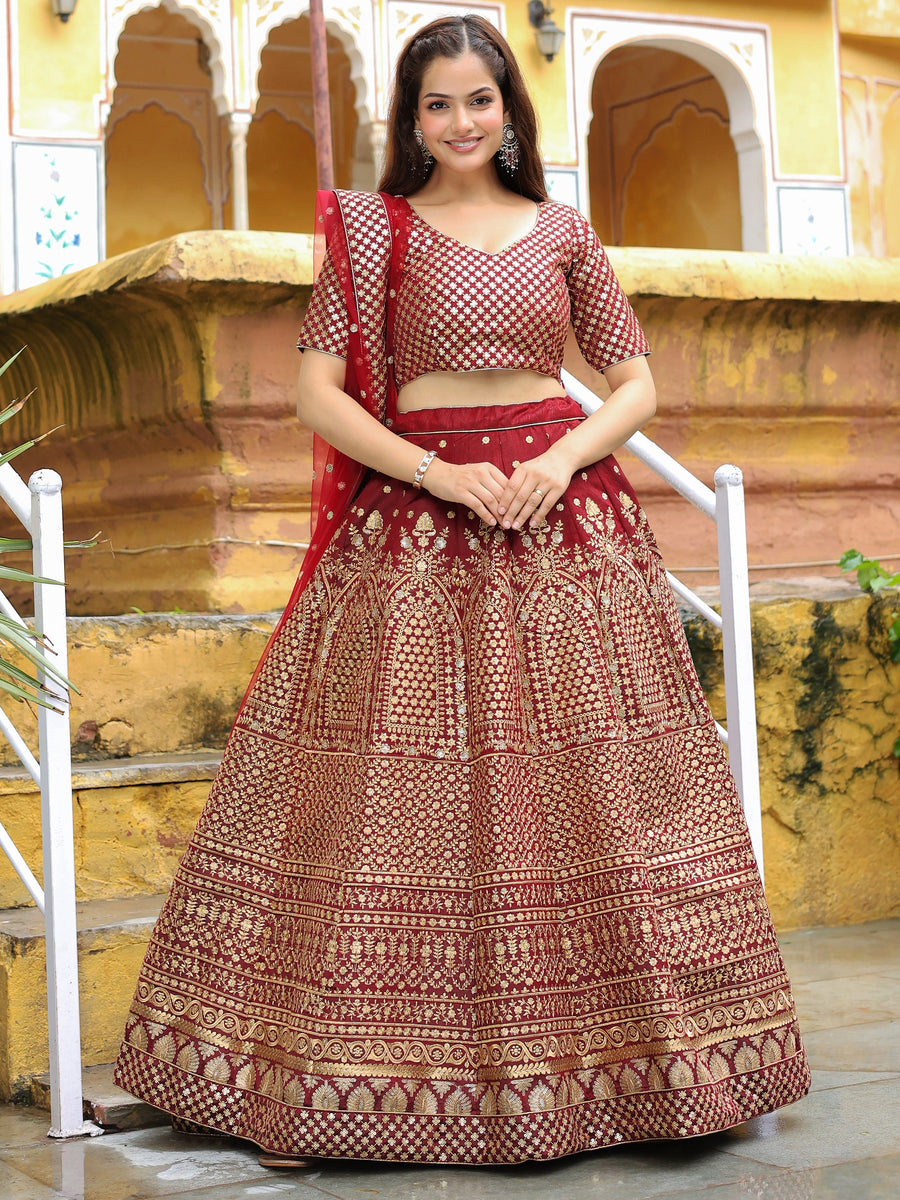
[445,137,483,152]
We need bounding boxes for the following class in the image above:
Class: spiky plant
[0,348,80,711]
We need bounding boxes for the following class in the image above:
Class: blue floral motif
[33,152,83,280]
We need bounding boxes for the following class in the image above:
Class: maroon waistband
[392,394,584,437]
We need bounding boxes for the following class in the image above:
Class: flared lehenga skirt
[114,395,810,1163]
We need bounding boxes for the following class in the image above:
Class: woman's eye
[427,101,447,110]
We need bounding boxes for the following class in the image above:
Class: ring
[533,488,544,499]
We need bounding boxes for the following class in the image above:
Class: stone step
[0,894,163,1103]
[0,612,276,771]
[29,1062,168,1130]
[0,751,221,909]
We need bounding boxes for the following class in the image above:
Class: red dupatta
[237,190,410,712]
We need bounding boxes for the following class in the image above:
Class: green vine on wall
[840,549,900,764]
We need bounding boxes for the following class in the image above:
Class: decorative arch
[105,103,213,255]
[588,46,741,251]
[105,5,230,252]
[249,12,360,228]
[250,3,376,186]
[571,13,775,250]
[105,0,233,119]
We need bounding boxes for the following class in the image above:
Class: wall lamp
[50,0,77,22]
[528,1,565,63]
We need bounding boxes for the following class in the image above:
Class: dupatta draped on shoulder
[307,188,403,588]
[239,189,410,709]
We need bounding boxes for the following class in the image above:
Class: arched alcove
[250,15,358,232]
[572,16,772,249]
[106,6,228,257]
[588,44,741,250]
[106,0,231,115]
[107,106,213,254]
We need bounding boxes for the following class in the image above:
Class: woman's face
[415,52,507,178]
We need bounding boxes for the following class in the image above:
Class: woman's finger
[479,473,507,506]
[463,490,501,526]
[485,463,509,490]
[529,490,559,528]
[506,480,547,529]
[472,482,504,520]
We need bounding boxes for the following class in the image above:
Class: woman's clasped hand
[423,444,575,530]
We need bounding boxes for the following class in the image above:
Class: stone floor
[1,918,897,1200]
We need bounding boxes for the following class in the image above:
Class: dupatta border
[235,189,409,717]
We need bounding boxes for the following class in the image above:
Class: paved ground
[1,918,897,1200]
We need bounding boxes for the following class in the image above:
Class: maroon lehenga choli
[114,190,809,1163]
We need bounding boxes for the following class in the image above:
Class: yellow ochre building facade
[1,0,898,292]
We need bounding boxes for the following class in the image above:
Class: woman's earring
[414,128,434,172]
[497,122,520,177]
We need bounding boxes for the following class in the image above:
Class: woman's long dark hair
[378,15,547,202]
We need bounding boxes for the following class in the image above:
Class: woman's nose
[450,106,474,133]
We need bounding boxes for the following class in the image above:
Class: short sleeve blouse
[298,200,649,385]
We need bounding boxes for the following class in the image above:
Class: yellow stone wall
[12,0,104,136]
[682,584,900,930]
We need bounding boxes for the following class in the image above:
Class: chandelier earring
[497,122,520,177]
[414,128,434,173]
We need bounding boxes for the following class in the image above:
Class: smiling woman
[114,12,810,1169]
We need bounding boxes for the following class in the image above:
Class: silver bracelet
[412,449,437,489]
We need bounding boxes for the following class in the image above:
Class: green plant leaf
[0,565,63,585]
[0,398,28,427]
[0,424,62,469]
[0,655,67,696]
[0,618,74,691]
[0,672,63,711]
[0,347,26,381]
[842,548,900,760]
[839,549,863,571]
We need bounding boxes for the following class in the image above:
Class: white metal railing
[562,370,763,880]
[0,461,88,1137]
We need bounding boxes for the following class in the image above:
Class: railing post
[715,465,764,882]
[30,469,85,1137]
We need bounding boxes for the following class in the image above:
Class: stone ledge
[0,750,223,795]
[0,230,315,313]
[2,229,896,312]
[611,245,900,303]
[2,231,897,612]
[29,1063,169,1130]
[0,895,165,1101]
[0,894,164,942]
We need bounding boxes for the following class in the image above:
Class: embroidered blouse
[299,199,649,386]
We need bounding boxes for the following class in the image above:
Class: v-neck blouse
[299,199,649,391]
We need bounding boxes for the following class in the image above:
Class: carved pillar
[229,112,252,231]
[370,120,388,181]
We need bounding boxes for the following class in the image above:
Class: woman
[115,15,809,1166]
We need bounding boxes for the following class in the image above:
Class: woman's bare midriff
[396,369,563,413]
